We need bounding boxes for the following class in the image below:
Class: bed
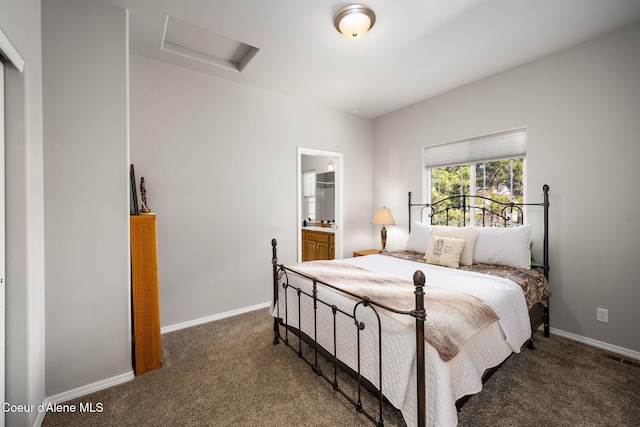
[270,185,550,427]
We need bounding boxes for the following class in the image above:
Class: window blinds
[424,128,526,169]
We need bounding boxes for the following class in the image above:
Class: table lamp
[372,207,395,252]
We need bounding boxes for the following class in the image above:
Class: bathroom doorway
[297,147,343,262]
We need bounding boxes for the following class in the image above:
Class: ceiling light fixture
[334,4,376,38]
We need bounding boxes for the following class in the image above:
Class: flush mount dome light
[334,4,376,38]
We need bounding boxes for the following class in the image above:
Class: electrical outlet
[597,308,608,323]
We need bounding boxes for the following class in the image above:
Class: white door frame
[0,59,5,427]
[0,27,24,427]
[297,147,343,262]
[0,30,25,73]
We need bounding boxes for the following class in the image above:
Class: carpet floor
[42,308,640,426]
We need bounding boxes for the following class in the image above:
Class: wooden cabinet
[302,229,335,261]
[130,214,162,375]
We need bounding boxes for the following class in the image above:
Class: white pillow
[404,221,432,253]
[425,235,466,269]
[432,226,479,266]
[472,224,531,269]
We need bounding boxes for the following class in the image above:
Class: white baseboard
[549,327,640,360]
[160,301,271,334]
[34,370,134,426]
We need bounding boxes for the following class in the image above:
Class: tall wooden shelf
[130,213,162,375]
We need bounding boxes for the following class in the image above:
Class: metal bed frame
[271,185,550,427]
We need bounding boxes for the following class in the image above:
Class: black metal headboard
[408,185,550,278]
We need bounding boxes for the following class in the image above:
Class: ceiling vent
[161,16,259,73]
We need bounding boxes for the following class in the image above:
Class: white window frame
[303,170,316,222]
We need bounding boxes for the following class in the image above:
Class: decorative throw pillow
[431,226,479,266]
[424,235,466,269]
[404,221,432,253]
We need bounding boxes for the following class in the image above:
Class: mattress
[271,254,531,427]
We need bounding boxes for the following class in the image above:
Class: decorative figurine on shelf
[139,177,151,213]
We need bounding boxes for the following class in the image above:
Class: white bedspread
[345,255,531,352]
[271,255,531,427]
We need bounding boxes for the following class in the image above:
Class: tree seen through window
[430,158,523,226]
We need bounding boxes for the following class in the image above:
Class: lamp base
[379,225,387,253]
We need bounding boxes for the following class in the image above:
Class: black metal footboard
[271,239,427,427]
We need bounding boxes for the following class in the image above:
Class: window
[425,129,526,226]
[303,170,316,222]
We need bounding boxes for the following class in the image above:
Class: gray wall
[373,23,640,353]
[42,0,132,396]
[2,0,45,425]
[129,55,374,327]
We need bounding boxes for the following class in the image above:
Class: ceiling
[97,0,640,118]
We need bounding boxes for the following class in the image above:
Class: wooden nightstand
[352,249,380,257]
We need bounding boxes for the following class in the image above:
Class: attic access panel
[161,15,259,73]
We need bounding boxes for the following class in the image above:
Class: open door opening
[297,148,343,263]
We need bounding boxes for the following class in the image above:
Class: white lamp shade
[372,207,395,225]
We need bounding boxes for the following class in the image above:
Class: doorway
[297,147,343,262]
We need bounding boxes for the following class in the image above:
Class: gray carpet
[42,308,640,426]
